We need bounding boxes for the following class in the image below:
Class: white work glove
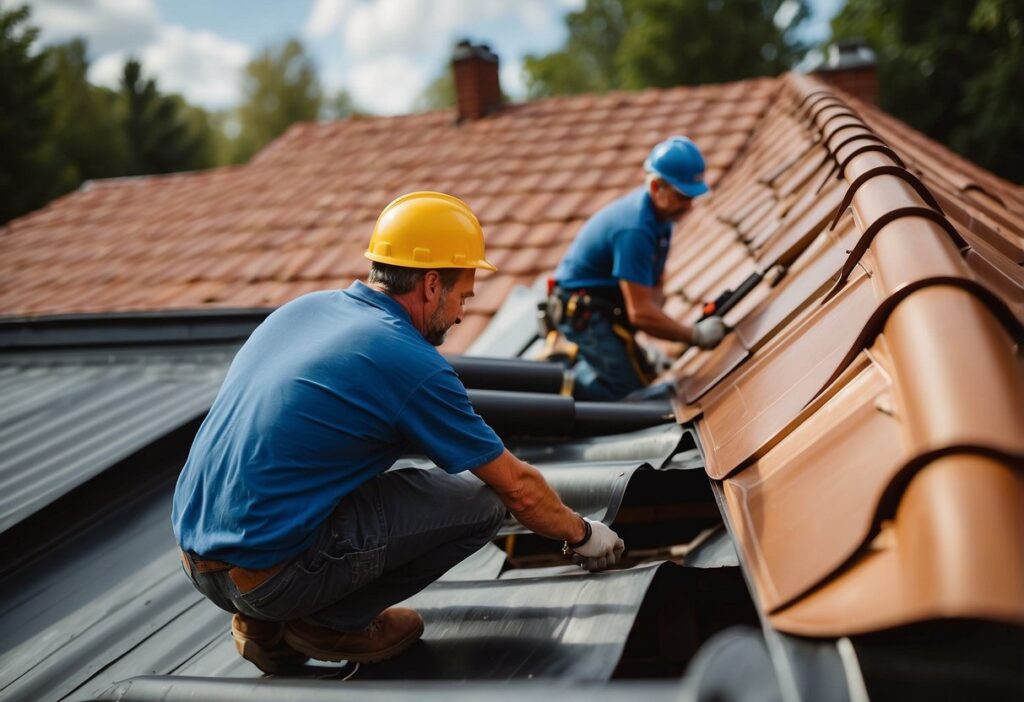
[568,518,625,572]
[692,316,726,350]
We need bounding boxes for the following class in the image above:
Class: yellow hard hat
[365,191,497,272]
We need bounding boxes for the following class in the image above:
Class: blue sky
[16,0,845,115]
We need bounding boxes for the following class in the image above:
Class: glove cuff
[563,514,592,554]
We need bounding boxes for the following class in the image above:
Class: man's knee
[477,485,507,536]
[452,474,506,538]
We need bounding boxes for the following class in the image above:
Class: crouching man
[172,192,624,673]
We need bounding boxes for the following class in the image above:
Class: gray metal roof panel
[0,427,705,701]
[93,677,688,702]
[0,348,233,534]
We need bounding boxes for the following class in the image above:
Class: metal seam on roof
[829,165,945,229]
[0,347,234,534]
[823,206,968,301]
[810,275,1024,406]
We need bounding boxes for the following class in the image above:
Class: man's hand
[570,519,625,572]
[692,316,725,349]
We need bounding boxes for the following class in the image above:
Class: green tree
[415,69,456,111]
[44,40,128,186]
[234,39,322,162]
[121,58,209,175]
[322,88,367,120]
[0,5,57,224]
[831,0,1023,183]
[524,0,808,99]
[525,0,628,97]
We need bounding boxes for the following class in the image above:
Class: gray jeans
[183,467,506,631]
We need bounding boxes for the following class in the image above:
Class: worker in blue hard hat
[548,136,726,401]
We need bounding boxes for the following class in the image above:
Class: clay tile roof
[0,77,777,357]
[659,73,1024,638]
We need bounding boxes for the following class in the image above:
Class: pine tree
[0,6,57,224]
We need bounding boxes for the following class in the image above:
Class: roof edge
[0,308,270,351]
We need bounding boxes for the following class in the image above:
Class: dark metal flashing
[512,423,693,467]
[0,308,270,352]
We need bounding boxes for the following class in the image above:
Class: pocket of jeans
[325,544,385,593]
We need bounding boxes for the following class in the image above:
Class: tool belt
[548,285,630,331]
[548,286,656,385]
[181,549,286,593]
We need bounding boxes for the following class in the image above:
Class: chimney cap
[817,37,877,72]
[453,39,498,64]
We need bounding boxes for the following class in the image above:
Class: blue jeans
[183,467,505,631]
[560,312,645,401]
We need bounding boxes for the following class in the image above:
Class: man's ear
[422,270,441,302]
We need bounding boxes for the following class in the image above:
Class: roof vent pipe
[451,39,502,122]
[811,37,879,105]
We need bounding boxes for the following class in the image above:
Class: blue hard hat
[644,136,710,198]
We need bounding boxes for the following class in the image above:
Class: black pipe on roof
[447,355,568,394]
[466,389,673,437]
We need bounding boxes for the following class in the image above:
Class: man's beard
[424,288,453,346]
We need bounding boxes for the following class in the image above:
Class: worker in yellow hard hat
[172,192,624,673]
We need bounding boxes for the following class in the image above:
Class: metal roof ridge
[788,71,1024,464]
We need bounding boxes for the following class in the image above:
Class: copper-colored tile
[698,272,877,479]
[769,454,1024,636]
[721,360,900,612]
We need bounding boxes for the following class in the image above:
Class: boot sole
[283,619,424,664]
[232,633,308,674]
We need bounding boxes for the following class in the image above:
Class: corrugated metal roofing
[0,424,721,702]
[0,347,233,534]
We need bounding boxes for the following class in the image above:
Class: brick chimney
[812,38,879,105]
[452,40,501,122]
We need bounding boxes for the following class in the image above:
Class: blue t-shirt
[172,281,505,568]
[554,187,672,290]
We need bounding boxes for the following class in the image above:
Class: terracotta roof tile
[655,73,1024,641]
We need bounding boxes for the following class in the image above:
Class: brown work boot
[231,613,308,674]
[283,607,424,663]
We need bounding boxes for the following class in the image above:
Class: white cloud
[24,0,160,55]
[89,26,250,109]
[348,54,432,115]
[500,59,526,101]
[304,0,576,113]
[304,0,357,39]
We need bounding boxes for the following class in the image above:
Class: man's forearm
[507,479,586,543]
[473,451,586,543]
[630,305,695,343]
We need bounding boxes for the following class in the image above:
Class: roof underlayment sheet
[0,425,705,701]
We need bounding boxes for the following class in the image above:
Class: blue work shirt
[172,281,505,569]
[554,187,673,290]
